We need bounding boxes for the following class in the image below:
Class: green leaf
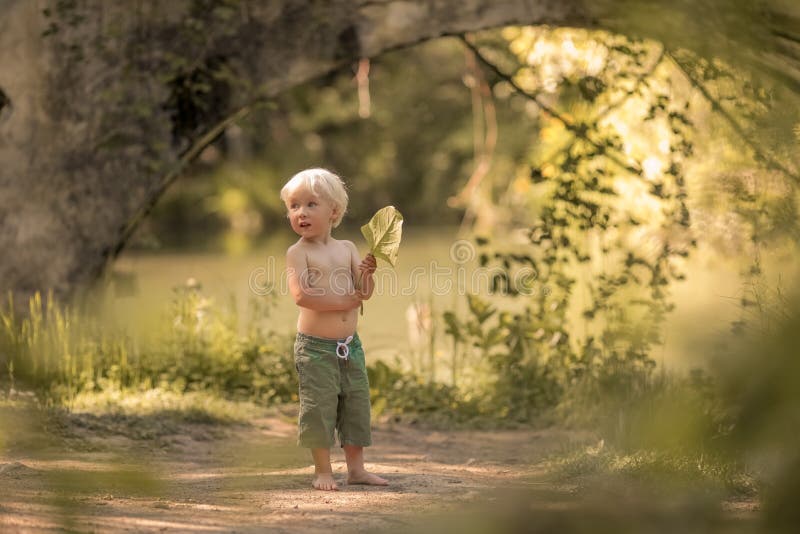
[361,206,404,267]
[467,294,496,324]
[443,311,463,342]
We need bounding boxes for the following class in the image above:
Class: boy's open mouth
[299,222,310,228]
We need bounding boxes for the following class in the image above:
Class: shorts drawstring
[336,335,354,363]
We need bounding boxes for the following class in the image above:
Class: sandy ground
[0,407,759,533]
[0,405,584,533]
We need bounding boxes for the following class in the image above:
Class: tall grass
[1,291,135,407]
[0,285,297,408]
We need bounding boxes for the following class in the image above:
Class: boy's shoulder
[286,239,309,257]
[287,238,355,254]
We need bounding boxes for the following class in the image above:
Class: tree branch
[666,50,800,184]
[112,98,268,259]
[538,44,667,172]
[459,35,643,177]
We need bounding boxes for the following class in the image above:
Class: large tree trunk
[0,0,798,310]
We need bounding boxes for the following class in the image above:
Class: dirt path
[0,407,596,533]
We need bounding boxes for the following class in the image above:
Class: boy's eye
[290,203,298,209]
[309,202,317,207]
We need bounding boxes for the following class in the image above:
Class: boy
[281,168,389,491]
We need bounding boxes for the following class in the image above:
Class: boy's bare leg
[344,445,389,485]
[311,448,338,490]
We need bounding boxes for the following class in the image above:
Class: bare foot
[347,470,389,486]
[312,473,339,491]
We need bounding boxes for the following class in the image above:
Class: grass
[68,386,263,424]
[548,443,758,498]
[1,288,298,408]
[0,284,786,521]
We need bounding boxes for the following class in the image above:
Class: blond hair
[280,168,349,228]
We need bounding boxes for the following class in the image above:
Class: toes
[313,478,339,491]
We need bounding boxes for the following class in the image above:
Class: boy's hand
[358,253,377,277]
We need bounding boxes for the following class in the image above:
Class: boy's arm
[286,246,362,311]
[348,241,376,300]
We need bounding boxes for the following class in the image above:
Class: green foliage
[135,36,540,247]
[426,25,797,432]
[0,287,297,407]
[713,287,800,530]
[436,292,659,424]
[367,360,465,417]
[466,28,694,367]
[443,295,564,419]
[550,444,757,497]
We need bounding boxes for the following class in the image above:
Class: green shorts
[293,332,372,449]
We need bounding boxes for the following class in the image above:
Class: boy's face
[285,186,338,238]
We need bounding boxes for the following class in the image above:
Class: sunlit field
[110,226,798,372]
[110,226,464,365]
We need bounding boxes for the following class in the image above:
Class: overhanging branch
[667,50,800,184]
[539,45,667,172]
[111,98,269,260]
[459,35,643,177]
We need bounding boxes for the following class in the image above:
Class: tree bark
[0,0,797,310]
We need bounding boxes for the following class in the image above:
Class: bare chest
[304,246,353,286]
